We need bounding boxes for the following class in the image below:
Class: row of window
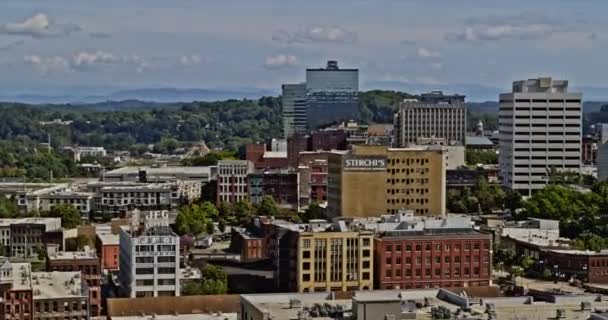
[385,242,489,252]
[385,266,487,278]
[385,255,489,265]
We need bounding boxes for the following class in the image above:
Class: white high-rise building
[499,77,582,195]
[119,210,180,298]
[282,83,307,138]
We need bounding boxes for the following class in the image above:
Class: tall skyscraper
[282,83,307,138]
[499,77,582,195]
[394,91,466,147]
[306,60,359,129]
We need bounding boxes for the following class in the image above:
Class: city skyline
[0,0,607,101]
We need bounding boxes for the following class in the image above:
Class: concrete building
[373,213,492,290]
[327,145,446,218]
[97,233,120,272]
[0,218,63,258]
[0,183,70,214]
[46,247,102,317]
[119,211,180,298]
[499,77,582,195]
[394,91,466,147]
[298,158,328,206]
[40,191,94,218]
[306,61,359,129]
[102,166,214,183]
[282,83,308,138]
[216,160,254,205]
[89,181,201,215]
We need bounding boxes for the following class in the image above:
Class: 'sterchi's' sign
[344,156,387,171]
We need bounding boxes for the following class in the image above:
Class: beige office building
[328,145,446,218]
[297,228,374,292]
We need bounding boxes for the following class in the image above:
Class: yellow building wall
[297,231,373,292]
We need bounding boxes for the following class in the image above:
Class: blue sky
[0,0,605,99]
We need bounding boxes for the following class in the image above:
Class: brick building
[96,233,120,272]
[216,160,254,205]
[0,261,89,320]
[229,227,265,262]
[46,247,102,317]
[373,213,491,290]
[246,143,288,170]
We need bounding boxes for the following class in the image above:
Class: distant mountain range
[1,83,607,107]
[0,87,277,104]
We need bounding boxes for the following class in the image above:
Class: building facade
[499,77,582,195]
[297,228,374,293]
[394,91,466,147]
[216,160,254,205]
[282,83,308,138]
[306,61,359,129]
[374,215,492,290]
[248,171,300,210]
[0,218,63,258]
[327,145,446,218]
[119,211,181,298]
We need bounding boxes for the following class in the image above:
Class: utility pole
[47,133,51,152]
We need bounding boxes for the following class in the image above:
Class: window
[426,268,431,276]
[425,244,431,251]
[406,257,412,264]
[454,244,461,251]
[415,244,421,251]
[465,243,471,250]
[363,261,370,268]
[435,269,441,276]
[363,272,370,280]
[425,257,431,264]
[386,270,392,278]
[363,249,370,257]
[406,269,411,276]
[445,256,451,264]
[435,244,441,251]
[396,269,402,277]
[396,257,402,265]
[396,245,402,252]
[415,269,421,276]
[455,256,461,263]
[303,274,311,281]
[445,244,451,251]
[386,257,392,265]
[416,257,421,265]
[386,245,393,252]
[464,268,470,275]
[474,267,480,275]
[474,243,480,250]
[406,244,412,251]
[303,262,310,270]
[303,251,311,259]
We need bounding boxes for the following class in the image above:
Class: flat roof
[105,166,213,176]
[97,233,119,245]
[32,271,84,300]
[48,249,98,261]
[111,315,238,320]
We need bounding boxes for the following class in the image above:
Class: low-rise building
[46,247,102,317]
[216,160,254,205]
[119,211,181,298]
[0,261,90,320]
[102,166,215,183]
[248,171,299,210]
[97,233,120,272]
[373,213,492,290]
[0,218,63,258]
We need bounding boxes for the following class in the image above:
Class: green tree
[256,196,279,217]
[45,204,81,229]
[465,149,498,166]
[181,264,228,296]
[504,189,523,213]
[573,233,608,252]
[300,203,325,222]
[174,201,219,236]
[0,195,18,218]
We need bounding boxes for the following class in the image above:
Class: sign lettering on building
[344,156,387,171]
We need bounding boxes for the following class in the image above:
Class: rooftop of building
[0,183,69,195]
[97,233,119,245]
[31,271,85,300]
[0,217,62,229]
[47,247,98,261]
[110,314,238,320]
[104,166,213,176]
[241,292,352,320]
[262,151,287,159]
[465,135,494,146]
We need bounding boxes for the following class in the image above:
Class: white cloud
[417,48,441,59]
[179,55,202,66]
[447,14,569,43]
[24,51,150,74]
[0,13,81,38]
[0,40,24,50]
[72,51,118,69]
[24,55,70,75]
[272,26,356,44]
[264,54,298,69]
